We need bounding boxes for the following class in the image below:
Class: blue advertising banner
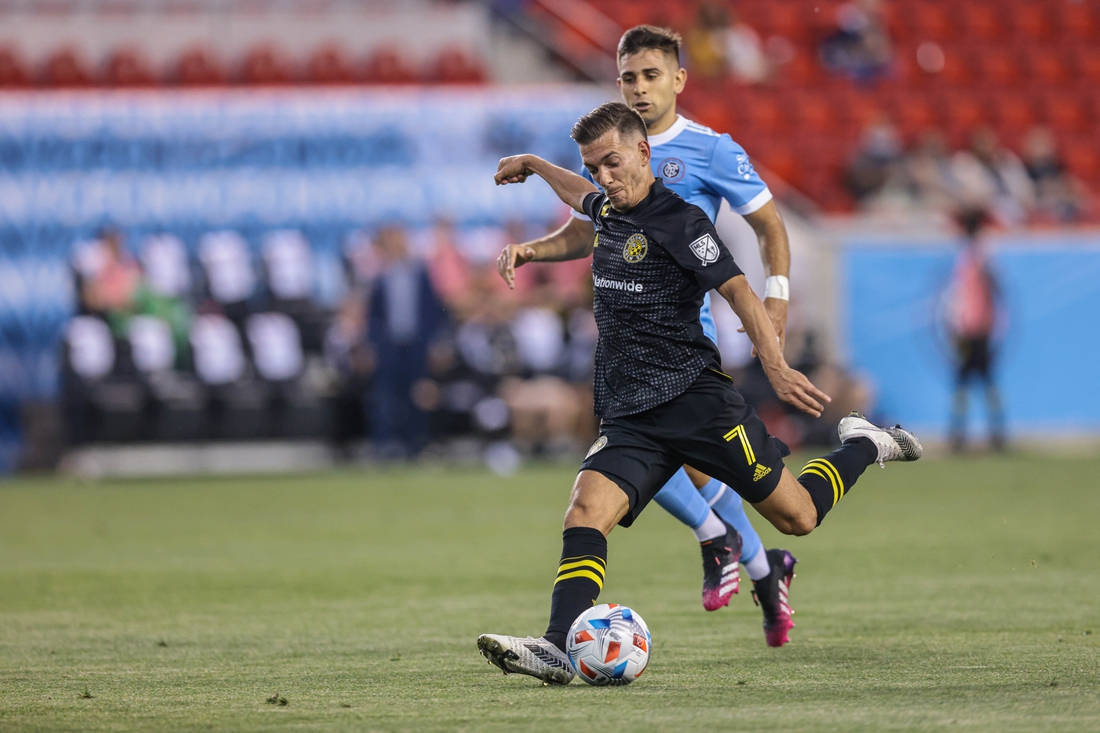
[842,234,1100,437]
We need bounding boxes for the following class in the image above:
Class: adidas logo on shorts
[753,464,772,482]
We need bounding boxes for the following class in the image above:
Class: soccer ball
[566,603,651,686]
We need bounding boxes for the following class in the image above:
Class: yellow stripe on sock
[557,559,606,577]
[559,554,606,568]
[555,569,604,589]
[807,459,845,501]
[800,465,838,507]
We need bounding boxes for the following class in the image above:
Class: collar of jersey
[616,178,667,216]
[648,115,689,148]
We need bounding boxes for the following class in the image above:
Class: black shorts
[580,369,790,527]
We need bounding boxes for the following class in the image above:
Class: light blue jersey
[575,115,772,345]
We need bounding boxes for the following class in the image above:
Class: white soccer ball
[566,603,651,686]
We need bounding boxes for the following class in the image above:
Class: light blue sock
[698,478,764,564]
[652,468,711,529]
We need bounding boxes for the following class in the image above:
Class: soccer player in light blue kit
[497,26,798,646]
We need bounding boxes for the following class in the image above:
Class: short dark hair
[570,101,648,146]
[617,25,681,64]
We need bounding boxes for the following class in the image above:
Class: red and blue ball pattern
[566,603,651,686]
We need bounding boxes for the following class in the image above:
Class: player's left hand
[739,297,788,358]
[767,365,831,418]
[495,155,533,185]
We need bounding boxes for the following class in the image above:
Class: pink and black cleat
[700,521,742,611]
[752,549,798,647]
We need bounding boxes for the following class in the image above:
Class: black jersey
[583,178,743,418]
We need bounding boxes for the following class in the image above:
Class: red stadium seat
[0,46,30,87]
[306,45,356,84]
[103,47,157,87]
[363,46,420,85]
[971,47,1023,89]
[241,45,294,85]
[892,94,937,137]
[1073,48,1100,86]
[1061,2,1099,43]
[940,94,989,145]
[906,4,956,43]
[40,47,94,87]
[992,95,1038,135]
[786,93,838,136]
[1040,95,1090,135]
[1062,137,1100,183]
[744,94,789,134]
[957,2,1006,44]
[429,47,487,85]
[934,46,973,87]
[1010,2,1057,43]
[175,47,227,86]
[1025,47,1073,88]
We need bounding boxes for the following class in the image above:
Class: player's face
[580,130,653,211]
[617,49,686,135]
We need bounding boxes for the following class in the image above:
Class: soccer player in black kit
[477,102,922,685]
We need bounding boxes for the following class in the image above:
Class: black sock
[544,527,607,652]
[798,437,878,526]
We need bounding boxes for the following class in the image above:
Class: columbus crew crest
[622,233,648,263]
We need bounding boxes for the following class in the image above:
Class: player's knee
[785,513,817,537]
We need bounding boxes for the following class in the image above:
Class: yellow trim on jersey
[723,425,755,465]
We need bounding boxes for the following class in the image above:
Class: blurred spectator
[685,1,770,84]
[80,229,141,335]
[902,129,955,209]
[946,210,1005,452]
[425,220,475,314]
[1020,126,1090,224]
[951,127,1035,226]
[820,0,894,81]
[366,225,447,458]
[845,118,904,203]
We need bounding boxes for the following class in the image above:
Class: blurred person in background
[946,209,1006,453]
[365,225,447,458]
[819,0,894,82]
[79,228,141,334]
[1020,126,1091,224]
[845,117,905,205]
[685,1,771,84]
[903,129,955,210]
[951,127,1035,226]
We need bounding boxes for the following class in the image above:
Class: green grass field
[1,453,1098,732]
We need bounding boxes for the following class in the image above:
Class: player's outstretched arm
[743,200,791,353]
[716,275,830,417]
[494,154,597,213]
[497,217,596,290]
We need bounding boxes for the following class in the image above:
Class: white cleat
[477,634,575,685]
[838,412,923,467]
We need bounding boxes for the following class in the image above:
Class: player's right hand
[495,155,533,185]
[768,365,831,418]
[497,244,537,290]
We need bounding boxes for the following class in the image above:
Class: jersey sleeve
[705,135,773,216]
[652,205,743,292]
[571,168,599,221]
[582,191,607,224]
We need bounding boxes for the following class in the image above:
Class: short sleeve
[582,191,607,223]
[658,207,743,292]
[571,168,599,221]
[706,135,773,216]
